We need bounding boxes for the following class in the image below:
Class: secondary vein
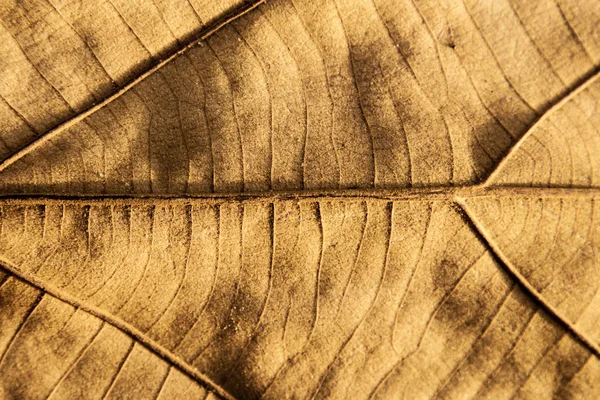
[0,0,266,176]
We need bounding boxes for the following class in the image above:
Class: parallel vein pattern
[464,197,600,348]
[0,198,598,399]
[0,0,248,162]
[0,0,598,194]
[489,72,600,187]
[0,0,599,398]
[0,271,219,400]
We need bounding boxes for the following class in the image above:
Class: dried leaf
[0,0,599,399]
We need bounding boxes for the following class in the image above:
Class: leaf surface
[0,0,250,162]
[0,0,598,194]
[0,0,599,399]
[0,272,218,399]
[0,195,598,399]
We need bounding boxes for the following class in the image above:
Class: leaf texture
[488,74,600,187]
[0,0,249,162]
[0,272,219,399]
[0,0,599,399]
[0,197,597,399]
[0,0,599,193]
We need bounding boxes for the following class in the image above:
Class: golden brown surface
[0,0,599,399]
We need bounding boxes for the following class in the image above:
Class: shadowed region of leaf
[0,0,598,194]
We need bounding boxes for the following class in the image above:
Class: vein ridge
[0,0,266,176]
[0,258,236,400]
[456,198,600,360]
[485,68,600,186]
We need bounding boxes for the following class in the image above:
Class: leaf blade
[0,197,598,398]
[1,0,598,194]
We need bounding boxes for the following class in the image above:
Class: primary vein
[0,185,596,206]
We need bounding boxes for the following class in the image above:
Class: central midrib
[0,185,596,205]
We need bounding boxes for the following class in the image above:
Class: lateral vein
[0,0,266,175]
[456,198,600,360]
[0,259,237,400]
